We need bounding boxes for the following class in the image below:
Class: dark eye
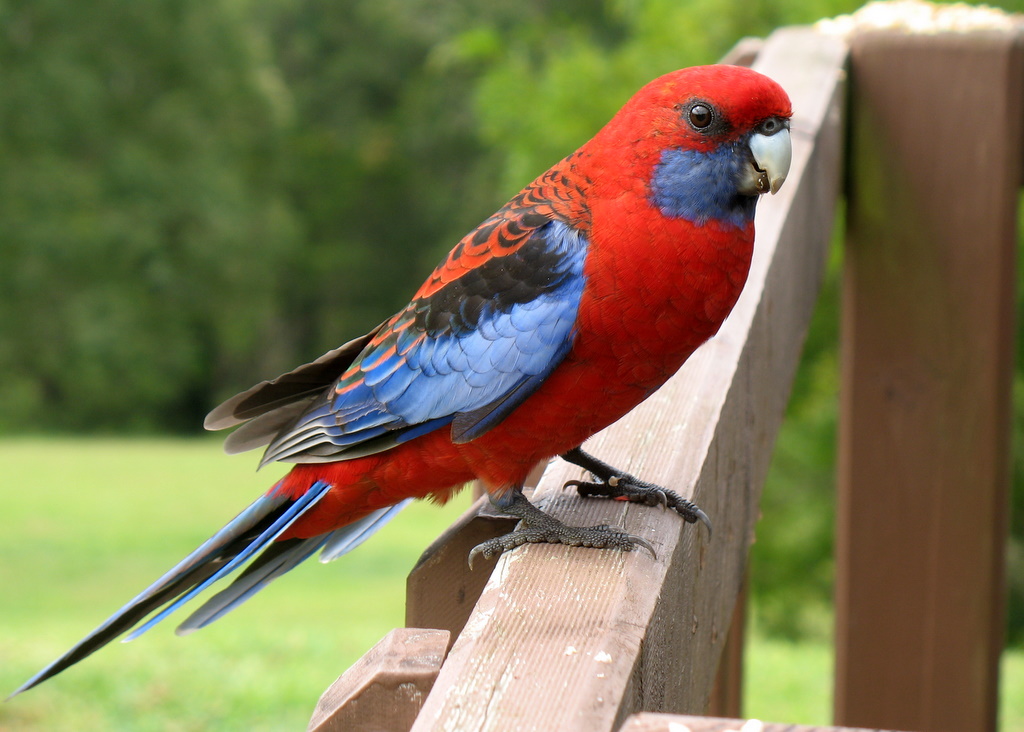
[687,103,714,130]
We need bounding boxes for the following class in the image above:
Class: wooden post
[406,496,516,647]
[407,476,543,649]
[705,575,746,719]
[406,27,847,732]
[836,28,1022,732]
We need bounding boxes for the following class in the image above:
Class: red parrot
[13,63,791,695]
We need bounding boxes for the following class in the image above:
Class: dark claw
[467,541,496,570]
[623,534,657,558]
[692,505,713,538]
[560,448,712,538]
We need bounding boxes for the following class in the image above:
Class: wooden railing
[307,18,1022,732]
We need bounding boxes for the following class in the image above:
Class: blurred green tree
[254,0,625,362]
[0,0,298,430]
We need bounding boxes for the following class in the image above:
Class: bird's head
[593,64,793,228]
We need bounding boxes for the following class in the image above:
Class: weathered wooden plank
[406,32,765,670]
[307,628,449,732]
[618,713,904,732]
[836,27,1022,732]
[409,27,847,732]
[700,37,760,708]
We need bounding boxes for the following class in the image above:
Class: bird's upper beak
[741,125,792,196]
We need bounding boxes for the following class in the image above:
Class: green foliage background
[2,0,1022,646]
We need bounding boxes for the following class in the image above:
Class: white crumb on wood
[816,0,1021,36]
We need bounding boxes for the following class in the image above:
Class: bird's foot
[468,490,654,568]
[561,447,712,536]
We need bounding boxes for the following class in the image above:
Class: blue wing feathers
[260,220,590,465]
[393,417,455,445]
[368,363,418,403]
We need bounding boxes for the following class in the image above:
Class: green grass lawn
[743,638,1024,732]
[0,437,473,731]
[1,438,1021,730]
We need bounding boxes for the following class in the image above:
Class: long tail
[10,480,408,697]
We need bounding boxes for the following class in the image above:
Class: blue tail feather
[176,498,413,634]
[176,535,330,634]
[123,480,333,642]
[10,479,340,697]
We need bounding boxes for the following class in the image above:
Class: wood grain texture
[408,28,848,732]
[836,29,1022,732]
[307,628,449,732]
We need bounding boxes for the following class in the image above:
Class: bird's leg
[468,488,655,568]
[560,447,712,536]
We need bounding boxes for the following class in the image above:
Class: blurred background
[1,0,1023,728]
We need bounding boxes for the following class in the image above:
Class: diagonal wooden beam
[409,27,848,732]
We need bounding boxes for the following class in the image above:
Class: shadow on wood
[406,495,515,649]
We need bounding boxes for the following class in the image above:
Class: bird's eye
[687,103,714,130]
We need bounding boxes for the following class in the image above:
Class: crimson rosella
[14,63,791,695]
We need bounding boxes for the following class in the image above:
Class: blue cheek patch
[649,144,757,229]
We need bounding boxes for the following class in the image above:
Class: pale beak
[744,127,792,195]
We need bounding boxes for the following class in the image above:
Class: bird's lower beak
[742,127,792,196]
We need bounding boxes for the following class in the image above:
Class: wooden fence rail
[309,15,1021,732]
[309,25,848,732]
